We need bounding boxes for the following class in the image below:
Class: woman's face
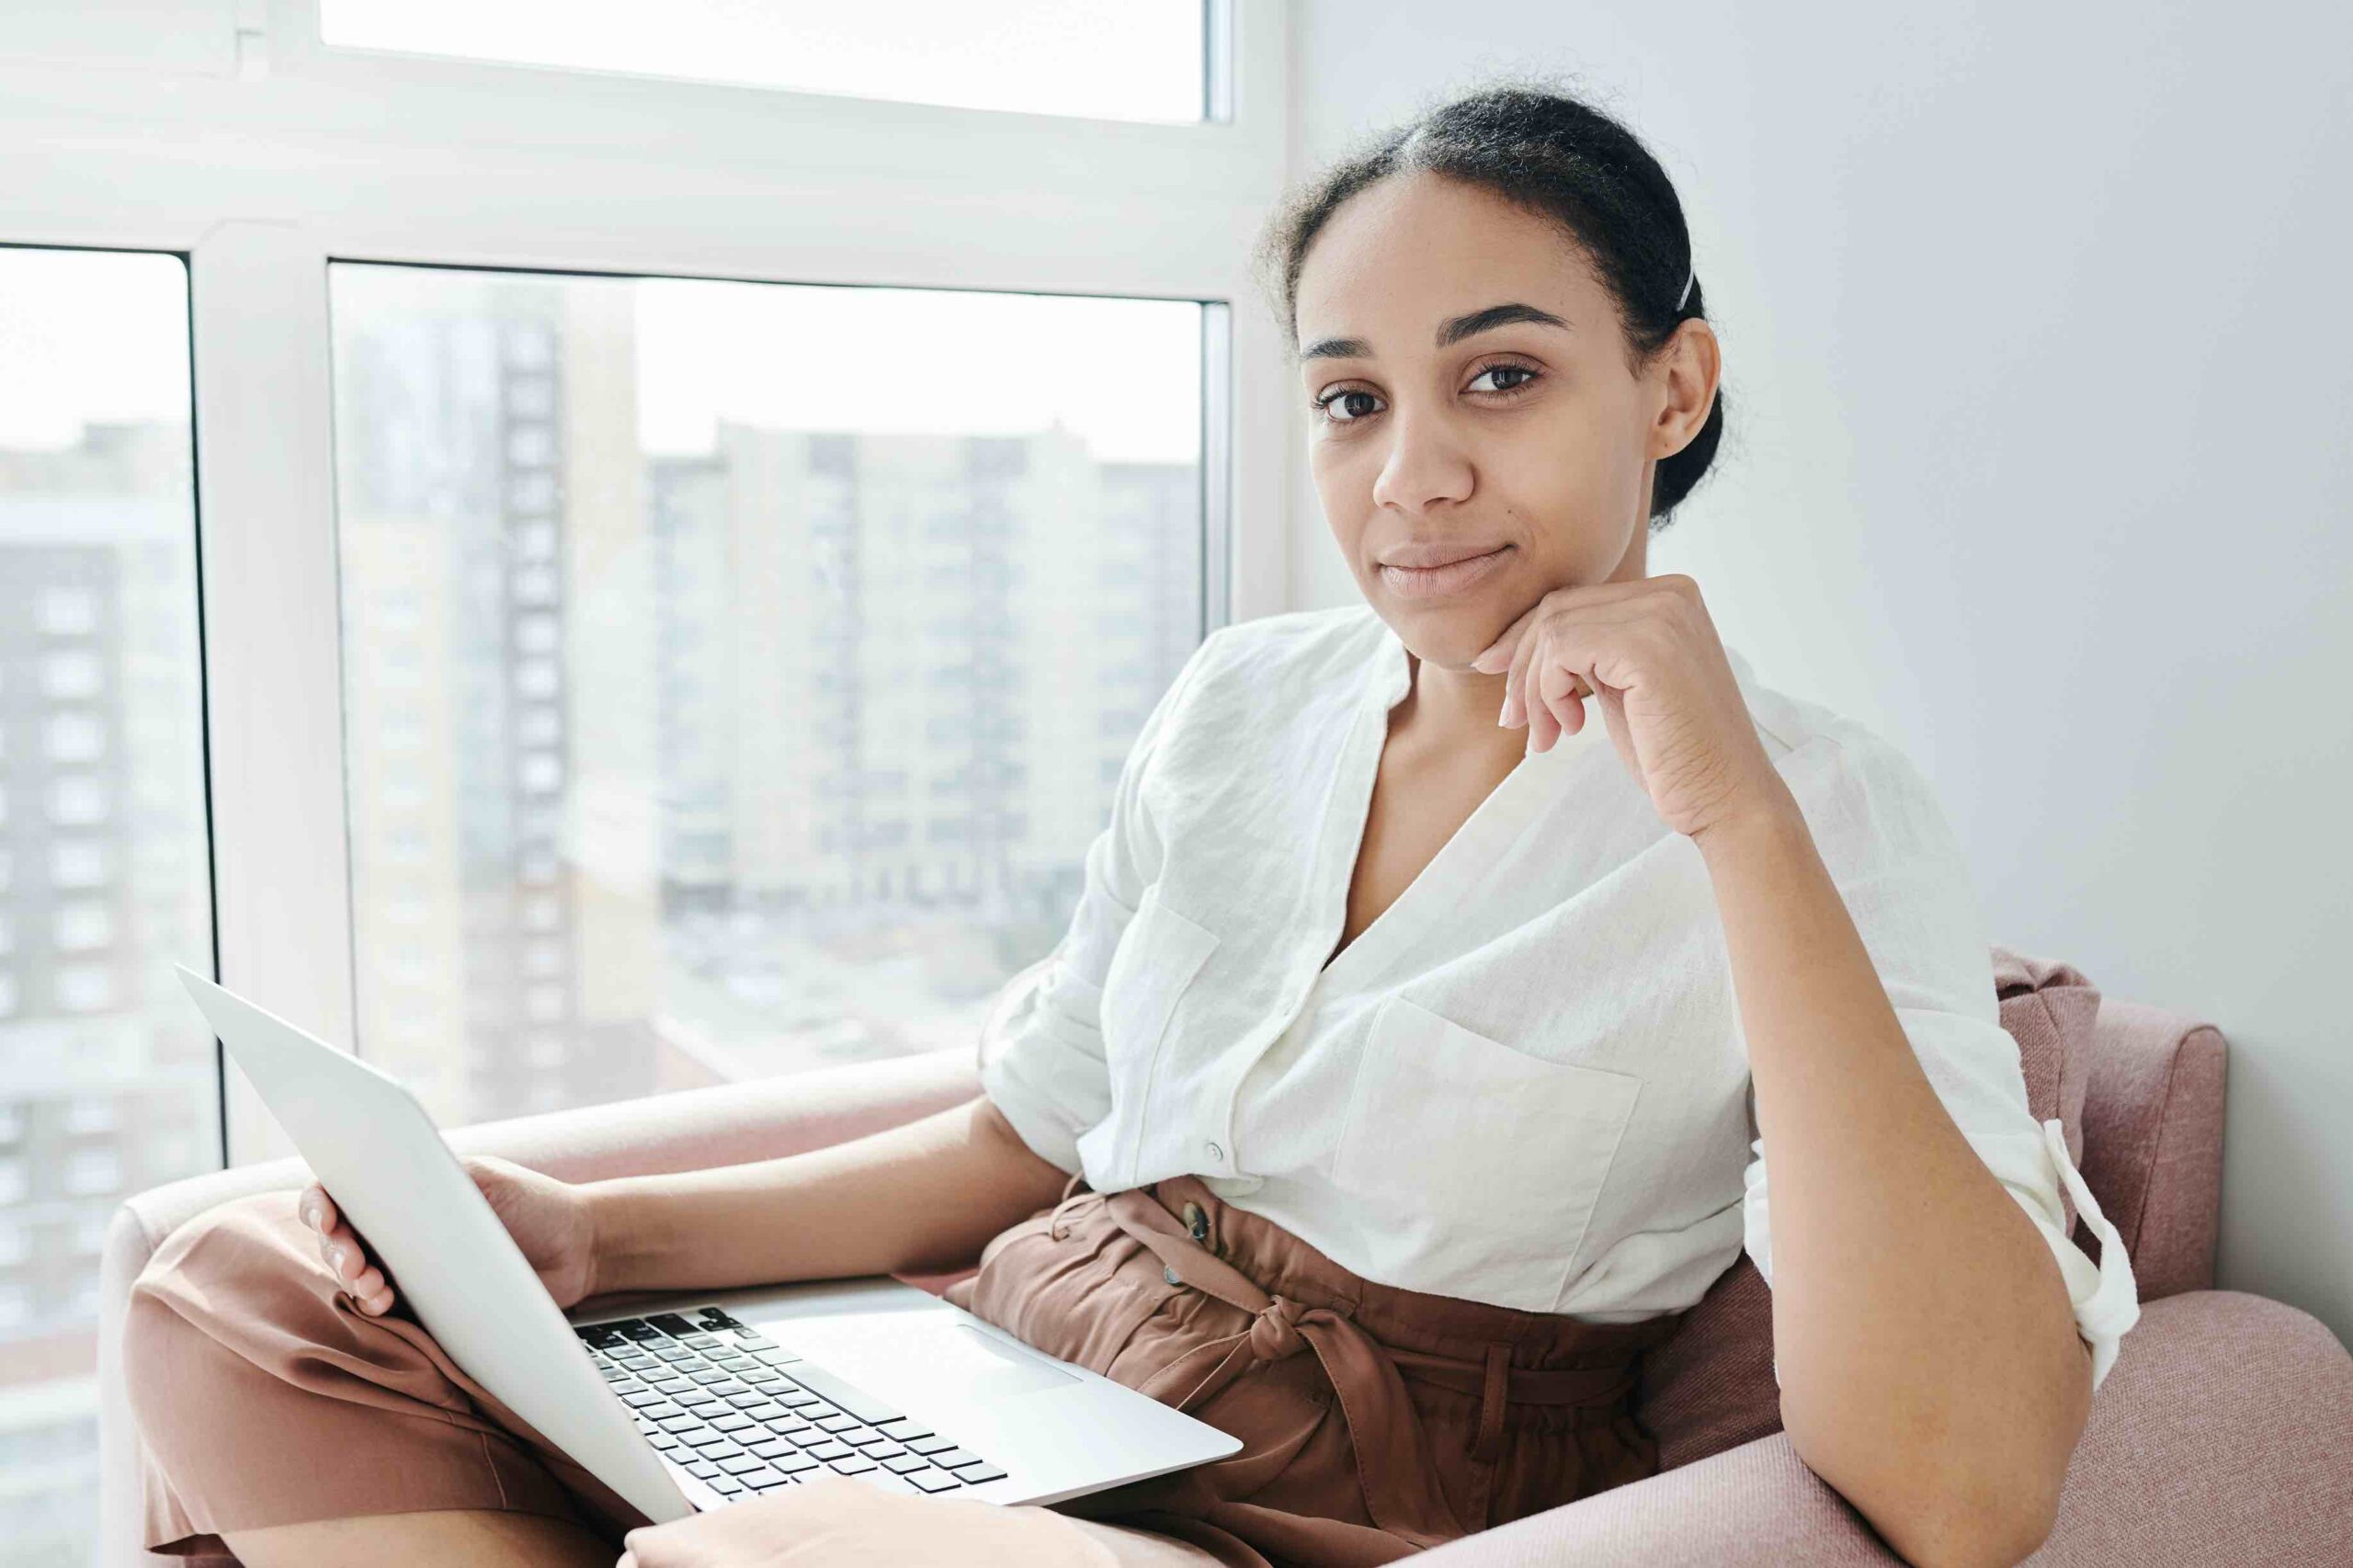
[1295,171,1717,671]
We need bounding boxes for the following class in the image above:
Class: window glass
[320,0,1209,123]
[330,263,1203,1128]
[0,244,216,1568]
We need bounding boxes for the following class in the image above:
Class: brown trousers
[125,1175,1682,1565]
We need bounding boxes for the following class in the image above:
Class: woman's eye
[1313,389,1382,424]
[1469,363,1540,395]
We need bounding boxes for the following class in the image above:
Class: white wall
[1282,2,2353,1347]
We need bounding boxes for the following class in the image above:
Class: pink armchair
[97,951,2353,1564]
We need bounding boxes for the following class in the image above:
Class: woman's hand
[299,1153,600,1315]
[1471,573,1794,844]
[615,1474,1112,1566]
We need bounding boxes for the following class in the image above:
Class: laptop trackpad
[939,1323,1079,1395]
[797,1316,1079,1400]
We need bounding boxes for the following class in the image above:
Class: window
[0,245,216,1566]
[319,1,1211,124]
[333,263,1204,1125]
[15,10,1269,1555]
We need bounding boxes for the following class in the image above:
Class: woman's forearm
[1693,791,2089,1566]
[582,1094,1074,1296]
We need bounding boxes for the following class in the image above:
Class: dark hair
[1254,75,1727,528]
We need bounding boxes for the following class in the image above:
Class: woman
[125,81,2137,1567]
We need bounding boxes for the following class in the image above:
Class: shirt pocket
[1331,994,1644,1308]
[1090,885,1221,1177]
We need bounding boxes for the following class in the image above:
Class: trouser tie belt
[1038,1181,1648,1548]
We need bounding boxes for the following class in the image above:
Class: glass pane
[0,246,216,1565]
[320,0,1208,123]
[331,263,1203,1127]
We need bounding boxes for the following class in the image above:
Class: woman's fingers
[298,1187,394,1312]
[1501,623,1541,729]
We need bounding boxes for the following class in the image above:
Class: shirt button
[1164,1265,1183,1286]
[1204,1141,1223,1164]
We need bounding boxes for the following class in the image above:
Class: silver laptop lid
[174,965,694,1526]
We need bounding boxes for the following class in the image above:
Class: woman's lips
[1378,543,1513,601]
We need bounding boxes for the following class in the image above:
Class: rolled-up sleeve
[1738,733,2142,1393]
[976,635,1216,1176]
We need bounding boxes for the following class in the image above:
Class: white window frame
[0,0,1291,1166]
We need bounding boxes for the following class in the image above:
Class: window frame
[0,0,1287,1165]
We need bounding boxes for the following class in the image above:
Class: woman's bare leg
[223,1507,618,1568]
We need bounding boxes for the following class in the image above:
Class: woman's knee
[122,1191,329,1437]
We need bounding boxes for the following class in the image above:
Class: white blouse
[978,604,2142,1392]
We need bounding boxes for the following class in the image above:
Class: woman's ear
[1653,319,1722,460]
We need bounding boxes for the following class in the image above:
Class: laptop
[175,965,1240,1527]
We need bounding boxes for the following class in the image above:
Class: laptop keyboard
[574,1306,1009,1503]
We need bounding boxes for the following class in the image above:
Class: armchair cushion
[1993,946,2100,1235]
[1420,1290,2353,1566]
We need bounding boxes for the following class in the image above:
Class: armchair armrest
[1415,1290,2353,1566]
[98,1045,983,1567]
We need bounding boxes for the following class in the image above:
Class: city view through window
[331,265,1207,1129]
[0,251,1205,1564]
[0,246,217,1564]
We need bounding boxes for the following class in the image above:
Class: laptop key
[904,1435,956,1456]
[805,1440,853,1461]
[618,1322,666,1343]
[906,1470,963,1494]
[875,1418,932,1442]
[773,1452,823,1474]
[684,1459,723,1480]
[749,1437,797,1459]
[929,1449,982,1470]
[744,1471,796,1492]
[881,1453,931,1475]
[825,1455,878,1475]
[683,1430,734,1450]
[811,1412,860,1434]
[950,1463,1009,1484]
[845,1430,893,1450]
[710,1415,756,1434]
[776,1363,904,1425]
